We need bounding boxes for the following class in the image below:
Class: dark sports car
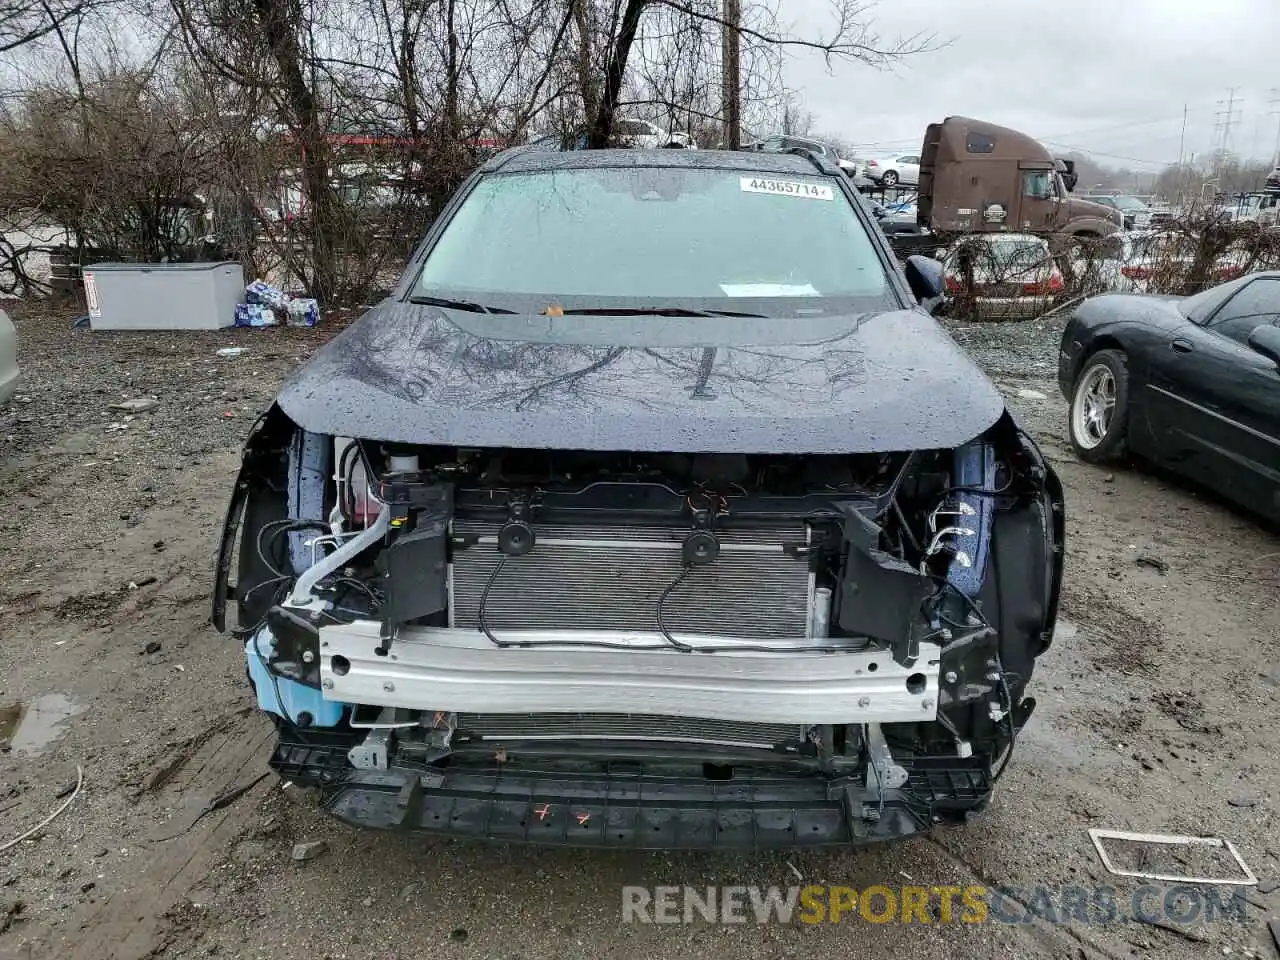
[214,146,1066,849]
[1059,273,1280,521]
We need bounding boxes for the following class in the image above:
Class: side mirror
[1248,325,1280,368]
[903,254,944,304]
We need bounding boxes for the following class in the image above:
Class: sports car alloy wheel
[1071,363,1115,450]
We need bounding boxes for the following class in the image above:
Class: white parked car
[758,136,874,188]
[1079,233,1249,295]
[942,234,1063,320]
[613,118,696,149]
[863,154,922,188]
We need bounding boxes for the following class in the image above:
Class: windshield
[413,166,896,316]
[986,238,1049,268]
[1179,275,1251,322]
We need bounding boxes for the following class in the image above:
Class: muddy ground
[0,300,1277,960]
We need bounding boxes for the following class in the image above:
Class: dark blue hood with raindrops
[276,301,1005,453]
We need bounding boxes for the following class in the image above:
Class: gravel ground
[1,299,1278,960]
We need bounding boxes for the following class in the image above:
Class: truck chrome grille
[456,712,806,749]
[449,521,812,639]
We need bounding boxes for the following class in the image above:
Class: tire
[881,170,899,187]
[1068,349,1130,463]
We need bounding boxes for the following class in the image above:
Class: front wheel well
[1070,335,1125,388]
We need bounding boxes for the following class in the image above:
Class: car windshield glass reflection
[413,167,896,317]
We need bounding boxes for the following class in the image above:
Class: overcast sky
[783,0,1279,169]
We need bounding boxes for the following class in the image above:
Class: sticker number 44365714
[739,177,834,201]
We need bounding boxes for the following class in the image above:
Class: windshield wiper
[558,306,767,318]
[408,294,516,314]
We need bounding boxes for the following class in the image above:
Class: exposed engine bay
[214,405,1063,847]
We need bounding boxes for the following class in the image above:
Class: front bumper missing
[270,733,992,849]
[319,621,941,725]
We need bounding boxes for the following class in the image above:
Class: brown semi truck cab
[917,117,1120,241]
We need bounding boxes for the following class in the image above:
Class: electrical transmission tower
[1213,87,1242,174]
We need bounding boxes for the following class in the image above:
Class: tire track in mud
[1058,581,1165,676]
[924,837,1132,960]
[61,712,275,960]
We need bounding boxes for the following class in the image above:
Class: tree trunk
[570,0,598,122]
[251,0,337,302]
[586,0,646,149]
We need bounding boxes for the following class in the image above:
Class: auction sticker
[740,177,833,200]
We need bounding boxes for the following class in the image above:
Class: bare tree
[584,0,934,148]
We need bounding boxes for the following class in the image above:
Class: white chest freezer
[84,262,245,330]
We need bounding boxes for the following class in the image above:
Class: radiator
[455,712,807,749]
[448,520,812,639]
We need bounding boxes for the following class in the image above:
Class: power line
[1040,140,1172,167]
[847,112,1189,154]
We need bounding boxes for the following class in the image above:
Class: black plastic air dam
[270,736,993,849]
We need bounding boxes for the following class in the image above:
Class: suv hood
[276,301,1004,453]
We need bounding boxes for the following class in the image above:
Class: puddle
[0,694,83,755]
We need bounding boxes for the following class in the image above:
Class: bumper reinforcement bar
[318,621,941,725]
[270,734,991,849]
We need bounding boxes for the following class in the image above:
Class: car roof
[483,146,840,177]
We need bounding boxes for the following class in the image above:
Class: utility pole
[1177,103,1188,167]
[720,0,741,149]
[1269,88,1280,168]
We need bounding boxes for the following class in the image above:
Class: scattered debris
[786,861,803,881]
[0,764,84,853]
[79,881,95,894]
[216,347,247,357]
[1227,794,1257,809]
[53,780,77,800]
[1135,554,1169,575]
[134,576,158,588]
[1015,388,1048,400]
[450,928,468,943]
[238,281,319,327]
[291,840,328,862]
[142,641,162,655]
[109,398,159,413]
[1104,473,1115,483]
[234,303,278,328]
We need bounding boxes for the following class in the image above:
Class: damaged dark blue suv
[213,146,1065,848]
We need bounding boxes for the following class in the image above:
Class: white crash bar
[318,621,940,725]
